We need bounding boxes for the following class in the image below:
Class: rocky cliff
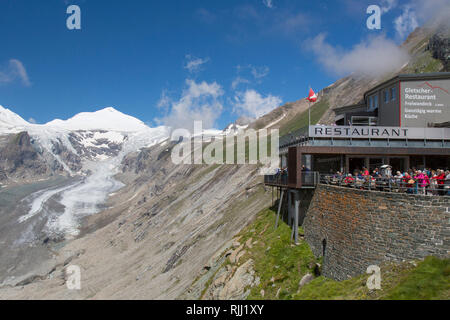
[0,132,59,183]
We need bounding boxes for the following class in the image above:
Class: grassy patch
[384,256,450,300]
[279,100,329,137]
[405,51,443,73]
[294,256,450,300]
[230,207,319,300]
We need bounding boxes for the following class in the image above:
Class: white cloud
[196,8,216,24]
[156,89,173,115]
[232,76,251,90]
[232,65,269,89]
[251,65,270,79]
[380,0,397,13]
[277,12,310,33]
[0,59,31,86]
[394,5,419,40]
[412,0,450,25]
[28,117,37,124]
[155,79,224,130]
[233,89,282,118]
[263,0,274,9]
[184,55,210,73]
[307,33,410,77]
[392,0,450,40]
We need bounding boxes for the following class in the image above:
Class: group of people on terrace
[329,166,450,196]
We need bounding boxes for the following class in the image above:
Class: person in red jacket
[403,173,414,194]
[344,174,355,186]
[433,169,446,195]
[362,167,369,177]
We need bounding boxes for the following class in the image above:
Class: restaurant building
[268,72,450,190]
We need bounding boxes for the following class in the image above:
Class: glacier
[1,105,170,239]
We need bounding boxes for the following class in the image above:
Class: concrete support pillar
[294,193,299,244]
[287,191,292,226]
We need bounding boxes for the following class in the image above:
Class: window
[351,116,378,126]
[368,96,373,110]
[384,90,389,103]
[368,94,379,111]
[390,87,396,101]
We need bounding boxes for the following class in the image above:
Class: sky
[0,0,448,130]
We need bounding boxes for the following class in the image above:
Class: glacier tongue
[43,126,170,237]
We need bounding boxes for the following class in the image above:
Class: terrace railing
[264,171,319,188]
[264,172,288,186]
[319,174,449,195]
[264,172,449,195]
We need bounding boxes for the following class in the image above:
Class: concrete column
[287,190,292,226]
[294,192,300,244]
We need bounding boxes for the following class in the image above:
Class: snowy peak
[45,107,150,132]
[0,105,29,129]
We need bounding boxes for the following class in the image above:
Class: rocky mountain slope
[252,21,449,133]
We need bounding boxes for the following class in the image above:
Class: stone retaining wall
[303,184,450,280]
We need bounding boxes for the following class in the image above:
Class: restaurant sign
[309,125,450,140]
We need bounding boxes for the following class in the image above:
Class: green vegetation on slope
[227,206,450,300]
[279,99,329,137]
[404,50,443,73]
[236,208,318,300]
[295,256,450,300]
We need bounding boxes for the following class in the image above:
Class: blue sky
[0,0,444,129]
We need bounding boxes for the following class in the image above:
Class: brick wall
[303,184,450,280]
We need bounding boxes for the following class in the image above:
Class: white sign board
[401,79,450,127]
[309,126,450,140]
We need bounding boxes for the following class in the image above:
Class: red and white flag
[307,88,317,102]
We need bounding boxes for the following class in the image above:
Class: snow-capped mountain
[0,105,29,132]
[45,107,150,132]
[0,105,170,173]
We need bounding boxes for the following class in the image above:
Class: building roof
[333,72,450,114]
[334,102,365,114]
[364,72,450,98]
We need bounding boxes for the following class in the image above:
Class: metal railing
[264,173,288,186]
[264,172,449,195]
[263,171,319,188]
[301,171,320,187]
[319,174,450,195]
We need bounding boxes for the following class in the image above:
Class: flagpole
[308,85,311,128]
[308,100,311,128]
